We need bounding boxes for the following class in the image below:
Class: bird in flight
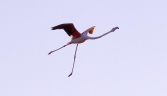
[48,23,119,77]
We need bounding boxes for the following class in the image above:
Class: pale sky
[1,0,167,96]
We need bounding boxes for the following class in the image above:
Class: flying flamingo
[48,23,119,77]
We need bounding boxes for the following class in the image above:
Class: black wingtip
[51,27,55,30]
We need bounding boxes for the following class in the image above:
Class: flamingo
[48,23,119,77]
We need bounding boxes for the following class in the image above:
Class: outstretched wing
[52,23,81,38]
[88,26,96,34]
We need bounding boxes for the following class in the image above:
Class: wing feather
[52,23,81,38]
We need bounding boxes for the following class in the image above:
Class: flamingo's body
[48,23,119,77]
[51,23,97,44]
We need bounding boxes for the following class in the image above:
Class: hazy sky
[1,0,167,96]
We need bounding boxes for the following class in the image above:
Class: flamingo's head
[110,27,119,32]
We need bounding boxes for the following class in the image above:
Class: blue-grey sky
[1,0,167,96]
